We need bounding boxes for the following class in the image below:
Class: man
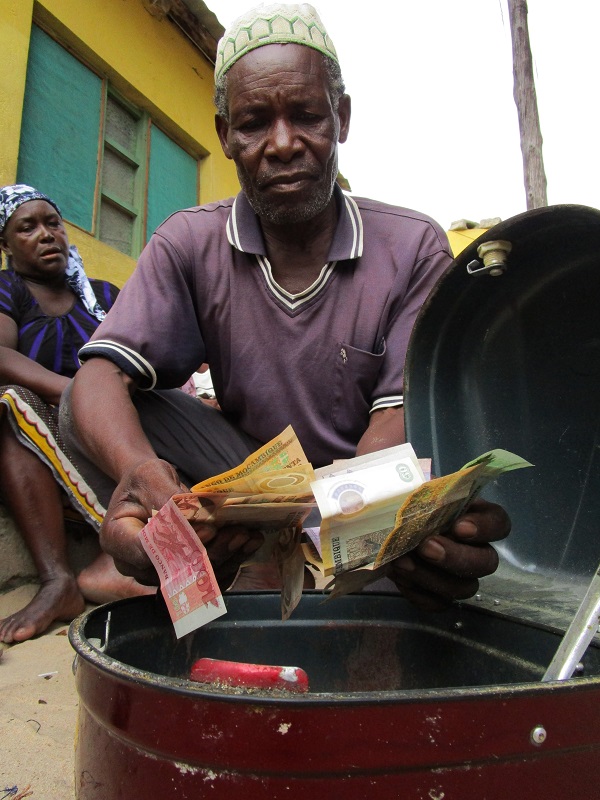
[61,3,509,609]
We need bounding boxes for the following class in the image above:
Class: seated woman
[0,184,153,644]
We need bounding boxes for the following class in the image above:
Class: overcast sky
[217,0,599,229]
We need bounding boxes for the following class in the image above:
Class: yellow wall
[2,0,239,285]
[447,227,488,257]
[0,0,34,186]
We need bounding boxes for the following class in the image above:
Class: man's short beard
[238,167,337,226]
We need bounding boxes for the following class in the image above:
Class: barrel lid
[404,204,600,632]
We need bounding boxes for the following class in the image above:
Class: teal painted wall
[17,25,102,232]
[147,124,198,238]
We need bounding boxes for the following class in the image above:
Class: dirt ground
[0,571,329,799]
[0,584,87,799]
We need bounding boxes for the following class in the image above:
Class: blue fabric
[0,270,118,378]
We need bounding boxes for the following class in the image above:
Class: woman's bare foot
[0,574,85,644]
[77,552,157,605]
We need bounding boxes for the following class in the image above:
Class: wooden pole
[507,0,548,209]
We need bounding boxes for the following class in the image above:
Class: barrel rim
[68,593,600,706]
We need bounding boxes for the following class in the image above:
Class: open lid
[404,205,600,632]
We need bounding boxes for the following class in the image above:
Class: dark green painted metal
[405,204,600,632]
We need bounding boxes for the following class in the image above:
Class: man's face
[216,44,350,226]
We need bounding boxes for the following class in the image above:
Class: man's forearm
[70,358,158,482]
[355,406,406,457]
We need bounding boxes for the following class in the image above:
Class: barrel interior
[80,593,600,694]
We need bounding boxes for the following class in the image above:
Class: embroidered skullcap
[0,184,61,236]
[215,3,338,82]
[0,183,106,322]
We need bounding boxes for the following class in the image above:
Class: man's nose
[265,119,302,161]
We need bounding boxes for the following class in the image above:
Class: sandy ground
[0,584,88,799]
[0,570,328,799]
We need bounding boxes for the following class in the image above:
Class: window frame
[98,89,150,257]
[18,23,202,259]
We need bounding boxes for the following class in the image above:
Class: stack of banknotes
[139,425,532,637]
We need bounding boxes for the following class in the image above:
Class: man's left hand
[387,498,511,611]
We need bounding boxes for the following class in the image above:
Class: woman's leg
[0,414,85,642]
[0,416,155,642]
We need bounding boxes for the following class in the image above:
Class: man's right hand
[99,458,263,588]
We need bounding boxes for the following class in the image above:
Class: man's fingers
[100,514,150,572]
[451,498,511,543]
[390,552,481,604]
[189,522,218,545]
[387,499,508,612]
[113,556,159,586]
[203,527,264,589]
[416,535,499,579]
[99,458,185,574]
[205,527,264,567]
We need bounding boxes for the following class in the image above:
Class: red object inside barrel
[190,657,309,692]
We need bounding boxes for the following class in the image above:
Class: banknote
[314,445,431,482]
[172,491,316,531]
[371,450,530,569]
[144,426,317,626]
[311,443,426,575]
[191,465,317,497]
[192,425,314,493]
[373,465,480,568]
[139,499,226,638]
[273,527,306,621]
[324,562,388,600]
[320,448,533,598]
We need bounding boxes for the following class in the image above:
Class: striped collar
[225,184,364,261]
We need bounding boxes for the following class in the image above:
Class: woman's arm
[0,315,69,404]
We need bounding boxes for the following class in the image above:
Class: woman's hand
[387,499,511,611]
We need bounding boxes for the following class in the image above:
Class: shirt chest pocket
[331,340,386,443]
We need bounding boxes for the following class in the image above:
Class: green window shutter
[147,125,198,241]
[17,25,101,232]
[98,94,146,256]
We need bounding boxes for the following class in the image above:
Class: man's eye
[295,112,320,122]
[238,119,263,132]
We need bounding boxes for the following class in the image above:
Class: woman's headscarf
[0,184,106,322]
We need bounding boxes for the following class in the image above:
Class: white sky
[216,0,599,229]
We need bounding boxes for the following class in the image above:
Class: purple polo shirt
[80,187,452,467]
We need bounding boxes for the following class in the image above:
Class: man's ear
[337,94,351,144]
[215,115,233,160]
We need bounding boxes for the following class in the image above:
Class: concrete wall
[0,506,102,590]
[0,506,36,587]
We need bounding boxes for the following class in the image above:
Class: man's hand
[387,498,511,611]
[99,458,263,588]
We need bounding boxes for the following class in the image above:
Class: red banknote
[139,499,226,638]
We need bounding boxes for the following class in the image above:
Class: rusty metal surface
[70,593,600,798]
